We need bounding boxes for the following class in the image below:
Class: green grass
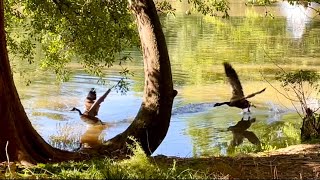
[1,138,225,179]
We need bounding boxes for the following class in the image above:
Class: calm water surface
[15,1,320,157]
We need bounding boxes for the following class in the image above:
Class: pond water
[14,1,320,157]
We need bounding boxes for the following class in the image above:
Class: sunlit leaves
[40,33,72,81]
[155,0,176,15]
[188,0,230,18]
[275,69,320,116]
[287,0,320,15]
[5,0,36,66]
[246,0,275,6]
[276,70,320,88]
[6,0,139,83]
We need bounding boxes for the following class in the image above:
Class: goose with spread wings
[71,88,111,125]
[85,88,111,117]
[214,62,266,112]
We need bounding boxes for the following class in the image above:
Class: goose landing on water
[214,62,266,112]
[71,107,105,125]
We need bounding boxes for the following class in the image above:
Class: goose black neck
[74,108,83,115]
[214,102,229,107]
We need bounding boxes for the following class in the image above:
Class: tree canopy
[5,0,139,82]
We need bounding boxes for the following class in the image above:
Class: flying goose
[214,62,266,112]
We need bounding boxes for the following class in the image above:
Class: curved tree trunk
[0,1,81,165]
[101,0,177,155]
[0,0,176,164]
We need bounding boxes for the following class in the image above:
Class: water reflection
[80,123,110,149]
[48,122,82,151]
[227,116,260,150]
[281,1,315,39]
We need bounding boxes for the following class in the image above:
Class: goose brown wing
[244,88,266,99]
[87,88,111,117]
[223,62,245,101]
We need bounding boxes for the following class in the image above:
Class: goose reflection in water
[79,122,110,149]
[227,117,261,149]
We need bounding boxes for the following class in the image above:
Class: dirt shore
[154,144,320,179]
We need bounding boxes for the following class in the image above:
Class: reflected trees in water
[162,8,320,88]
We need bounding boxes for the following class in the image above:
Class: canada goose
[84,88,98,116]
[86,88,97,101]
[85,88,111,117]
[214,62,266,112]
[71,107,105,125]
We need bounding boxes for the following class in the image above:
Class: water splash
[265,101,291,124]
[172,102,215,115]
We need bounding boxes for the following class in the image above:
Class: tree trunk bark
[100,0,177,156]
[0,0,81,165]
[300,109,320,142]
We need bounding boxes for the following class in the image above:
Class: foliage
[155,0,176,15]
[5,0,139,82]
[287,0,320,15]
[245,0,276,6]
[1,138,218,179]
[48,122,82,151]
[187,0,230,18]
[275,69,320,116]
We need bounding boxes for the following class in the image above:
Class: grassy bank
[0,140,225,179]
[2,141,320,179]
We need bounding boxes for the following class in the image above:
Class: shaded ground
[153,144,320,179]
[1,144,320,179]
